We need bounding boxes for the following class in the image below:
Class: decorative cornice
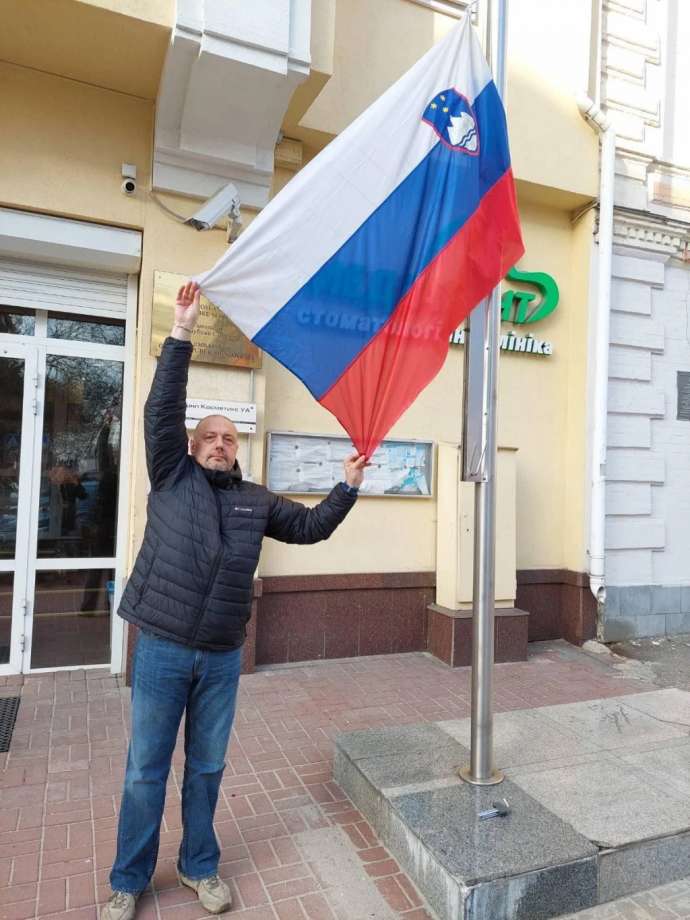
[612,211,690,258]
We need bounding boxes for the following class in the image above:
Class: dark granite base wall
[122,568,597,682]
[516,569,596,646]
[427,604,529,666]
[255,572,436,666]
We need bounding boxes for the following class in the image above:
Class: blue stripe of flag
[253,80,510,399]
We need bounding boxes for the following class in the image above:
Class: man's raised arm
[144,281,200,490]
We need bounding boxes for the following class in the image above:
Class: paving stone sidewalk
[0,640,678,920]
[567,879,690,919]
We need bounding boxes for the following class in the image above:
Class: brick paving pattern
[0,642,666,920]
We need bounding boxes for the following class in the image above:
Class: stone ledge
[335,724,597,920]
[335,691,690,919]
[261,571,436,593]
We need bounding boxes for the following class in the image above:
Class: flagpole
[459,0,508,787]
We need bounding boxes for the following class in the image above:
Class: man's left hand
[344,452,368,489]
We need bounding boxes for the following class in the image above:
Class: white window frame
[0,342,38,674]
[110,275,138,675]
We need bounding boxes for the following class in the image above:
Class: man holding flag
[104,6,522,916]
[102,283,365,920]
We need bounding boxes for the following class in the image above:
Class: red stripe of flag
[319,169,524,457]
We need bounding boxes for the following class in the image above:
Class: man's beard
[204,455,231,470]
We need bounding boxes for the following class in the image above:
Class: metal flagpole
[458,0,509,787]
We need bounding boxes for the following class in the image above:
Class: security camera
[121,163,137,196]
[185,181,242,235]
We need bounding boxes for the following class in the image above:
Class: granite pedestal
[334,689,690,920]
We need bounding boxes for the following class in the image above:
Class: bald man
[103,283,365,920]
[190,415,241,472]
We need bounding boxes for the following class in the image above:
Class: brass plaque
[151,271,262,369]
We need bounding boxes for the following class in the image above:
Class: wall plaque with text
[151,271,262,369]
[185,398,257,433]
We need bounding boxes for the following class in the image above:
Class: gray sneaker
[178,872,232,914]
[101,891,137,920]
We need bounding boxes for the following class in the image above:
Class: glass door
[27,349,124,669]
[0,341,37,673]
[0,305,128,674]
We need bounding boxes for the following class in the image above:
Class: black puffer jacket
[118,337,357,650]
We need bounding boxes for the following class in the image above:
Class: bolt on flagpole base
[457,766,505,786]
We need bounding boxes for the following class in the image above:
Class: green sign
[501,266,559,325]
[450,265,559,356]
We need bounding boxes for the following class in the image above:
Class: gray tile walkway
[566,877,690,918]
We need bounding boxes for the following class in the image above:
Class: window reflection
[0,357,24,559]
[38,356,123,558]
[31,568,113,668]
[0,573,12,665]
[0,306,35,336]
[47,312,125,346]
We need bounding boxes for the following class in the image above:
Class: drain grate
[0,697,20,753]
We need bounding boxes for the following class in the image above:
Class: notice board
[266,432,434,497]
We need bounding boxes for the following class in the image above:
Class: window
[47,312,125,346]
[0,306,35,336]
[0,308,126,345]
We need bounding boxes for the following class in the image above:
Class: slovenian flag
[196,13,524,457]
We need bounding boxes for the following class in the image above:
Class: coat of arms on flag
[423,89,479,154]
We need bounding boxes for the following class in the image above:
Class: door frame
[110,274,139,675]
[0,276,138,675]
[0,341,38,674]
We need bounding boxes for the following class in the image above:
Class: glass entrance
[0,305,128,673]
[30,354,123,668]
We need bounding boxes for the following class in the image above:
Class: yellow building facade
[0,0,601,676]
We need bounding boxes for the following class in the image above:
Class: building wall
[649,263,690,600]
[564,211,598,575]
[0,61,154,225]
[297,0,599,204]
[600,0,690,639]
[258,198,594,579]
[0,0,172,100]
[605,252,666,595]
[1,0,604,669]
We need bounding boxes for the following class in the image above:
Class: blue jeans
[111,631,243,894]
